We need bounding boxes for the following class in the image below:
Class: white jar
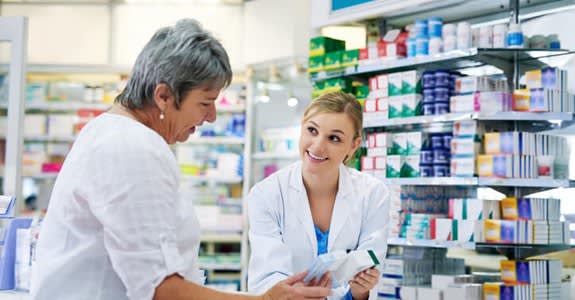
[479,25,493,48]
[507,22,524,48]
[429,37,442,55]
[456,22,471,50]
[443,35,457,52]
[493,24,508,48]
[443,23,456,37]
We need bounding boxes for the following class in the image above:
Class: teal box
[388,73,403,96]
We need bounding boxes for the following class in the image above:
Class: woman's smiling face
[299,111,360,175]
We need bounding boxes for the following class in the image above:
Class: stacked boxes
[450,75,511,113]
[421,70,457,116]
[450,120,481,177]
[519,67,573,112]
[420,132,452,177]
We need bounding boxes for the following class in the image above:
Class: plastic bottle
[507,22,524,48]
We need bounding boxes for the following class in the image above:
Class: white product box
[417,287,443,300]
[450,157,476,177]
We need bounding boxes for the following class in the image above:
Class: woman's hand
[261,271,332,300]
[349,268,380,300]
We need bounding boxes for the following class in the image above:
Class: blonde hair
[302,91,363,139]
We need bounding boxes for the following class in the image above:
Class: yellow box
[477,155,494,177]
[501,197,518,220]
[525,69,542,89]
[483,132,501,154]
[513,89,530,111]
[500,260,517,283]
[484,219,501,243]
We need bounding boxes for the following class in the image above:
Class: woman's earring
[160,112,165,120]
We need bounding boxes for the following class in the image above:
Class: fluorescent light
[287,97,298,107]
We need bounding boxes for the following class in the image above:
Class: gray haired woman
[31,19,331,300]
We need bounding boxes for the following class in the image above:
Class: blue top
[314,225,354,300]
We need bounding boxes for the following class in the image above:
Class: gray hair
[116,18,232,109]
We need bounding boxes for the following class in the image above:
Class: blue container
[415,19,429,38]
[420,164,434,177]
[407,37,417,57]
[434,87,450,99]
[430,134,444,148]
[416,38,429,56]
[433,164,450,177]
[420,149,434,164]
[428,17,443,38]
[0,218,33,290]
[443,133,453,149]
[432,148,450,164]
[422,103,435,115]
[434,71,451,87]
[422,72,435,88]
[434,101,449,115]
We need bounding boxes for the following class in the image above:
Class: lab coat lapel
[328,164,353,251]
[289,162,318,255]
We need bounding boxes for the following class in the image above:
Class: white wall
[243,0,311,65]
[1,2,244,70]
[2,4,110,64]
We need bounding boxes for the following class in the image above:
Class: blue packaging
[428,17,443,38]
[422,72,435,88]
[434,86,449,99]
[407,37,417,57]
[507,32,524,47]
[430,134,443,148]
[442,133,453,149]
[420,148,434,164]
[423,88,435,101]
[416,38,429,56]
[433,148,450,164]
[434,71,451,87]
[434,101,449,114]
[420,164,434,177]
[433,163,450,177]
[422,103,435,115]
[415,19,428,38]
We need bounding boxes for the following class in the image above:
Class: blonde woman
[248,92,390,300]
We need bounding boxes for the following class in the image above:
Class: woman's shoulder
[251,161,300,191]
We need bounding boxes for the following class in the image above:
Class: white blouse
[31,113,204,300]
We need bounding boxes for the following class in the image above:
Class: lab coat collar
[288,162,353,253]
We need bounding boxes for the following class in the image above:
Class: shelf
[388,237,475,250]
[181,175,242,184]
[478,178,574,188]
[183,136,245,145]
[23,173,58,180]
[0,101,111,111]
[375,177,477,186]
[201,233,242,243]
[251,152,299,160]
[24,136,76,143]
[216,104,245,113]
[364,112,574,128]
[311,48,575,81]
[199,263,242,271]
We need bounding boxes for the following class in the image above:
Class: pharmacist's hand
[262,271,332,300]
[304,271,332,289]
[349,268,380,300]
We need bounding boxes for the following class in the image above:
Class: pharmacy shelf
[199,263,242,271]
[363,112,574,128]
[0,101,110,111]
[251,151,300,160]
[183,136,245,145]
[181,175,242,184]
[478,178,574,188]
[375,177,477,186]
[201,233,242,243]
[311,48,575,82]
[216,104,245,113]
[24,173,58,180]
[24,135,76,143]
[388,238,476,250]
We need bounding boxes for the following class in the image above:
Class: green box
[401,94,422,117]
[388,96,403,119]
[354,85,370,100]
[310,36,346,57]
[401,155,421,178]
[323,51,343,71]
[324,78,352,93]
[388,73,403,96]
[401,70,423,95]
[386,155,402,178]
[341,49,359,67]
[308,56,324,73]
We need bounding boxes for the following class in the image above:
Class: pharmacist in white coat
[248,92,390,300]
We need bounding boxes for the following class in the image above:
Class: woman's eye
[307,127,317,134]
[329,135,341,142]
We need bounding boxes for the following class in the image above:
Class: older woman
[31,19,330,300]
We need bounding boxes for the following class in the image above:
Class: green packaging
[308,56,324,73]
[324,51,343,71]
[341,49,359,67]
[309,36,346,57]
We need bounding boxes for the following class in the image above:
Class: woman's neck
[109,103,156,131]
[302,167,339,198]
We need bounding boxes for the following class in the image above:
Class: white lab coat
[247,161,390,300]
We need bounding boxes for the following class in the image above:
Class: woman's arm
[154,272,331,300]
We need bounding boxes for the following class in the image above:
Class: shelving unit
[309,0,575,297]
